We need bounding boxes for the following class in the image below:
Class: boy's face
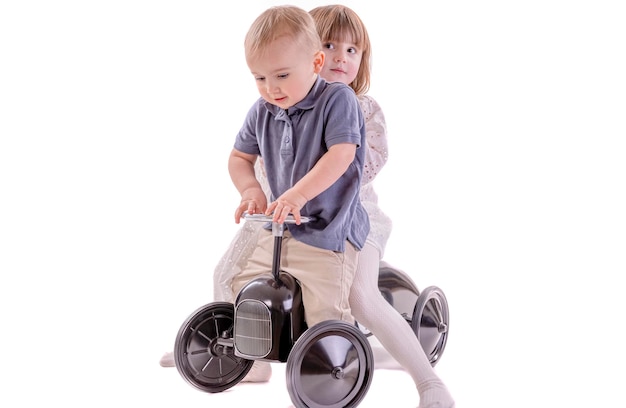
[319,40,362,86]
[247,36,324,110]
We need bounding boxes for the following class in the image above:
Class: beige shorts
[232,229,358,327]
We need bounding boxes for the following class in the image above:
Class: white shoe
[159,351,175,367]
[159,350,271,384]
[241,361,272,382]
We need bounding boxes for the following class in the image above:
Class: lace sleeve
[255,157,272,200]
[358,94,389,187]
[358,94,392,258]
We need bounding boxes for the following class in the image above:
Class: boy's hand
[266,189,308,224]
[234,187,267,223]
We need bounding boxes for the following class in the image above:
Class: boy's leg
[231,229,274,296]
[280,232,358,327]
[226,229,275,383]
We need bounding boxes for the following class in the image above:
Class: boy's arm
[228,148,268,223]
[267,142,356,224]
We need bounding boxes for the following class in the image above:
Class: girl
[306,6,455,408]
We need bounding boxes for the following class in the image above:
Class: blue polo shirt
[234,76,370,252]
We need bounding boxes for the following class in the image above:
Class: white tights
[350,244,455,408]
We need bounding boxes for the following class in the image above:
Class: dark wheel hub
[331,367,345,380]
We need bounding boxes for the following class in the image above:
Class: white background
[1,1,624,407]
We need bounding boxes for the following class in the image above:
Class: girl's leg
[160,230,273,381]
[213,221,264,302]
[350,244,455,408]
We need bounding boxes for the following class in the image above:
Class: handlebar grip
[243,212,313,224]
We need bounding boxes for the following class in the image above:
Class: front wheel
[286,320,373,408]
[174,302,253,393]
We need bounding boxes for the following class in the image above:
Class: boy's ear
[313,50,325,73]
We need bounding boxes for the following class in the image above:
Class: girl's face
[319,39,362,86]
[247,36,324,110]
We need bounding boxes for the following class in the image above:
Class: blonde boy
[228,5,369,327]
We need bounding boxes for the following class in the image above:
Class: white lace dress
[213,94,392,302]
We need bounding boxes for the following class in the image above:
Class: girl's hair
[244,6,322,63]
[309,5,371,95]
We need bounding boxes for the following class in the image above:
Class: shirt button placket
[281,121,293,156]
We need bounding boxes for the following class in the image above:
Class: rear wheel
[411,286,450,366]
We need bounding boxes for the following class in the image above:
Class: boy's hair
[245,5,322,62]
[309,5,371,95]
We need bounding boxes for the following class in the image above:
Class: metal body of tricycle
[173,214,449,407]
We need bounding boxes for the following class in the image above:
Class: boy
[229,5,369,327]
